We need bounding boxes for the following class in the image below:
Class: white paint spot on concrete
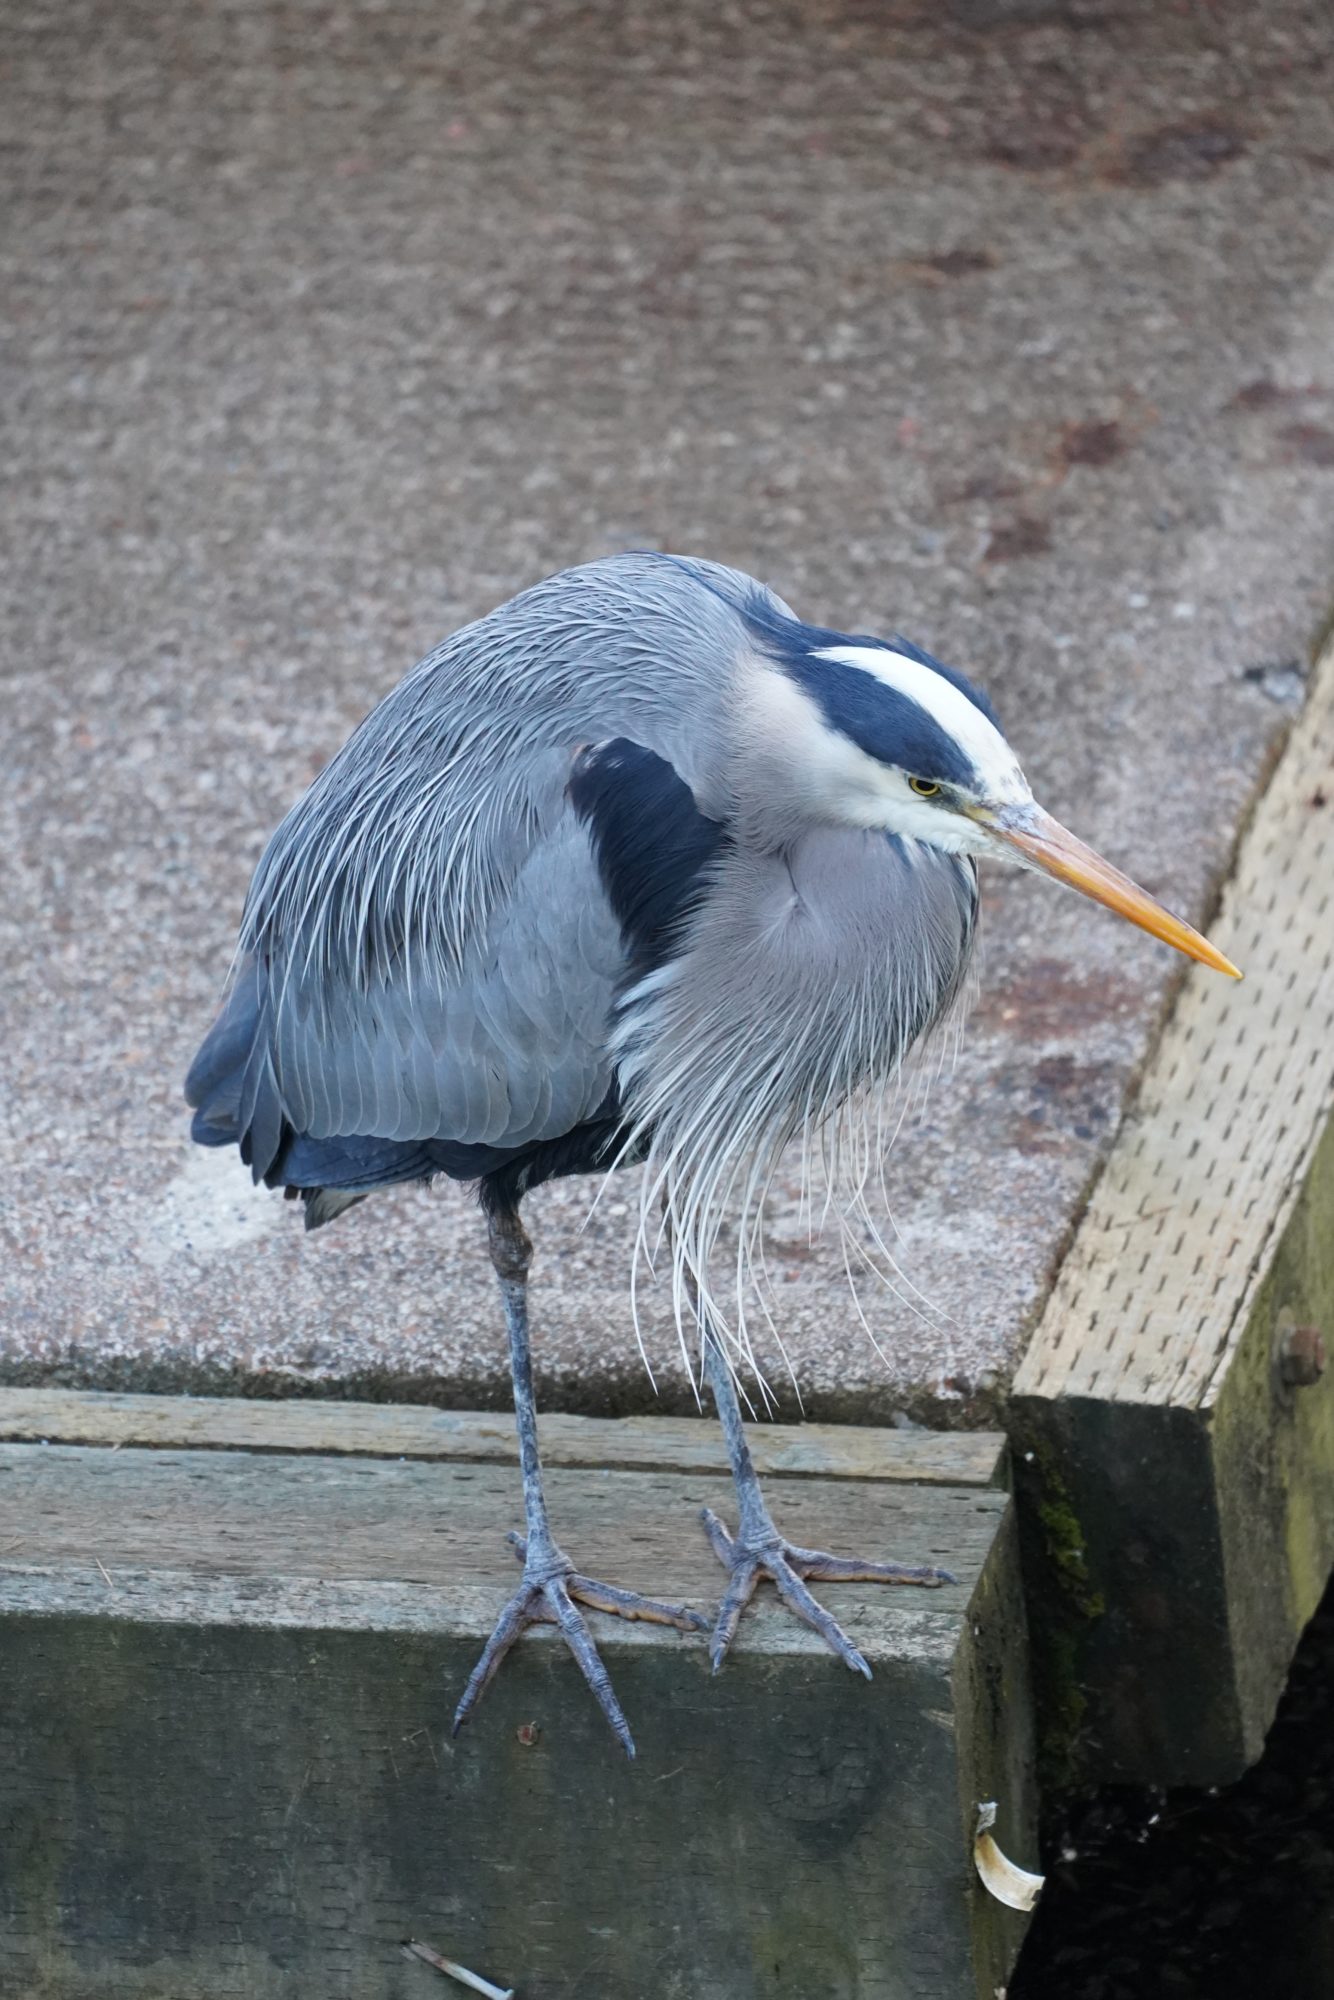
[134,1145,282,1270]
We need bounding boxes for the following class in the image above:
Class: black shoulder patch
[569,739,727,973]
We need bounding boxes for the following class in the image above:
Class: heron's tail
[185,956,449,1227]
[185,956,266,1150]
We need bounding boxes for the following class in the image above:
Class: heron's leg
[451,1206,705,1759]
[699,1333,955,1677]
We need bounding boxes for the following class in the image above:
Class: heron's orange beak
[984,804,1242,979]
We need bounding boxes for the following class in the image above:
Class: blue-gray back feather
[187,548,980,1331]
[192,556,771,1181]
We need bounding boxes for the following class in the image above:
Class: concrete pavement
[3,0,1333,1421]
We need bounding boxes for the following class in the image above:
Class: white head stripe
[813,644,1023,794]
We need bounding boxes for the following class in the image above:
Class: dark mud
[1012,1580,1334,2000]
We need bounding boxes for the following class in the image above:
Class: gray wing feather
[264,803,622,1153]
[225,553,786,1161]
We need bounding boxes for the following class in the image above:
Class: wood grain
[0,1386,1005,1486]
[1016,643,1334,1412]
[0,1426,1033,2000]
[0,1442,998,1614]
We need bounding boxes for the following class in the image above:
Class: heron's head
[757,618,1239,978]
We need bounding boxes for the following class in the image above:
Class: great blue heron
[187,552,1238,1756]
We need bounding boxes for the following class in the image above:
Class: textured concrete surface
[3,0,1333,1423]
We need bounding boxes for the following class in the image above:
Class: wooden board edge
[0,1554,971,1666]
[1210,1101,1334,1765]
[1012,638,1334,1414]
[1005,1389,1244,1791]
[0,1385,1006,1487]
[1006,995,1334,1789]
[951,1501,1039,1999]
[1003,1101,1334,1790]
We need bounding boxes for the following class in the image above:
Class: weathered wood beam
[0,1395,1033,2000]
[1011,642,1334,1791]
[0,1386,1004,1486]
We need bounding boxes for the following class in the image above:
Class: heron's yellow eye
[908,777,942,799]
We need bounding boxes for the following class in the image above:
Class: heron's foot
[700,1506,955,1678]
[452,1530,707,1758]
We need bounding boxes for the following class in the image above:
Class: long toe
[767,1555,871,1678]
[454,1569,638,1757]
[451,1577,554,1737]
[454,1534,705,1756]
[788,1547,956,1589]
[700,1516,953,1673]
[543,1577,637,1758]
[567,1573,708,1632]
[709,1556,761,1672]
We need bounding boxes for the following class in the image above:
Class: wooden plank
[0,1444,1000,1598]
[1012,640,1334,1789]
[0,1430,1035,2000]
[0,1385,1005,1487]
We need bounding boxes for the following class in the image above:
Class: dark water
[1011,1582,1334,2000]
